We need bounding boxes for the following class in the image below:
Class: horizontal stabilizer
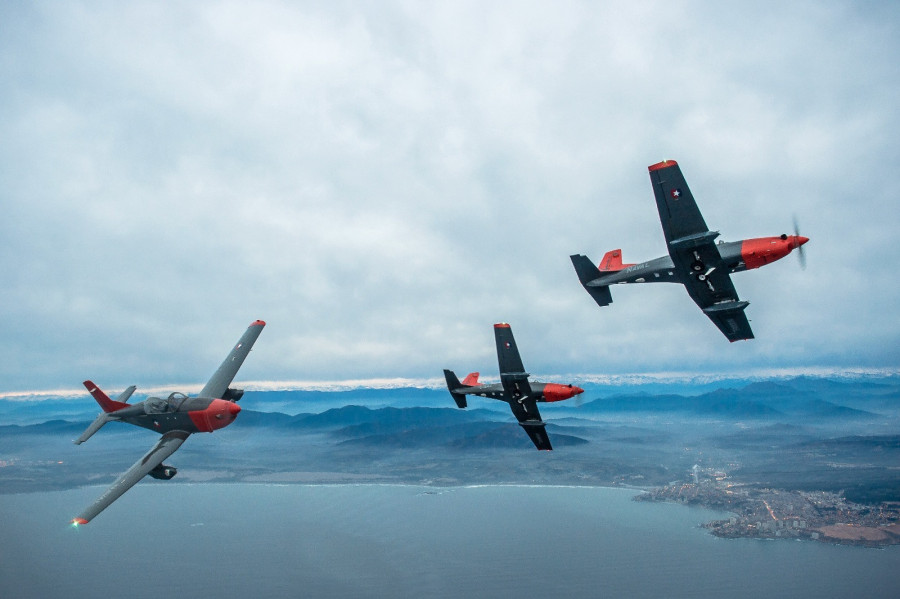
[570,254,613,306]
[114,385,136,404]
[74,412,113,445]
[443,369,468,409]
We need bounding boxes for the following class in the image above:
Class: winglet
[648,159,678,172]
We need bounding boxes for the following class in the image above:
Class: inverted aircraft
[571,160,808,341]
[71,320,265,524]
[443,323,584,450]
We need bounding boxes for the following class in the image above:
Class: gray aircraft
[71,320,265,525]
[444,323,583,450]
[571,160,808,341]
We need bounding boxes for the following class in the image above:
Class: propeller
[793,215,807,270]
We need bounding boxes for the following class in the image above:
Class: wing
[493,323,533,399]
[508,398,552,451]
[199,320,266,399]
[648,160,710,244]
[648,161,753,342]
[72,430,190,524]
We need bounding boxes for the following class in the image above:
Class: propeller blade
[793,215,807,270]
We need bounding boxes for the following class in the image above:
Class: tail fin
[443,369,468,409]
[599,249,634,271]
[83,380,131,413]
[461,372,480,386]
[570,254,613,306]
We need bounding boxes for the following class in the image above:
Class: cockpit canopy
[143,392,189,414]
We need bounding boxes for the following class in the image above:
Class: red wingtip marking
[648,159,678,172]
[72,518,89,525]
[493,323,511,329]
[251,320,266,326]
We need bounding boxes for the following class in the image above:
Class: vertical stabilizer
[83,380,130,413]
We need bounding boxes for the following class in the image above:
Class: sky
[2,1,899,393]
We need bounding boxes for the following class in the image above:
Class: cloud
[1,1,898,391]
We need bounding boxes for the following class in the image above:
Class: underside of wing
[648,160,710,244]
[674,244,754,341]
[508,398,552,450]
[703,300,754,342]
[72,430,190,524]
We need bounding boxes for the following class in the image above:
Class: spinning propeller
[792,215,807,270]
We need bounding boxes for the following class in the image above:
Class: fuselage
[110,393,241,435]
[464,382,584,403]
[592,235,808,286]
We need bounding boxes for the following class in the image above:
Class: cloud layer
[2,1,898,391]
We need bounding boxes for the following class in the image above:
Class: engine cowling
[222,388,244,402]
[148,463,177,480]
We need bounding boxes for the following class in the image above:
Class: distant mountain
[0,420,86,436]
[570,379,882,421]
[338,420,590,451]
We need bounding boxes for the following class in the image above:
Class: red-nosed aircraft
[571,160,808,342]
[444,323,584,450]
[70,320,265,525]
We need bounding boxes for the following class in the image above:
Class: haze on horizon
[2,1,898,392]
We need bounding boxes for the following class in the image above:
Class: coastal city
[636,465,900,547]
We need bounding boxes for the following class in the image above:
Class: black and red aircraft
[70,320,265,525]
[444,323,584,450]
[571,160,808,342]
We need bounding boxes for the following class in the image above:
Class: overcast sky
[2,1,898,393]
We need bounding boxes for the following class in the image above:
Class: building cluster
[636,467,900,547]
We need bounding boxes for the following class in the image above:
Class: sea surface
[1,484,898,598]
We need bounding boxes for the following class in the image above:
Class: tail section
[75,381,133,445]
[570,254,614,306]
[461,372,480,386]
[83,380,132,413]
[443,369,468,409]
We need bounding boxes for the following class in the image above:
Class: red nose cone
[797,236,809,247]
[543,383,585,402]
[228,402,241,416]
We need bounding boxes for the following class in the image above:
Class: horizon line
[1,367,898,400]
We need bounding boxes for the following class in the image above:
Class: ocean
[1,484,897,598]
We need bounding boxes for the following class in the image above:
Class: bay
[1,484,897,598]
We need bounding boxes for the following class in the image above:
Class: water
[1,484,897,598]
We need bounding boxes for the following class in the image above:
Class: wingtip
[648,159,678,172]
[251,320,266,327]
[71,518,89,526]
[493,323,511,329]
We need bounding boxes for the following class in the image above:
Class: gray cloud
[1,1,898,392]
